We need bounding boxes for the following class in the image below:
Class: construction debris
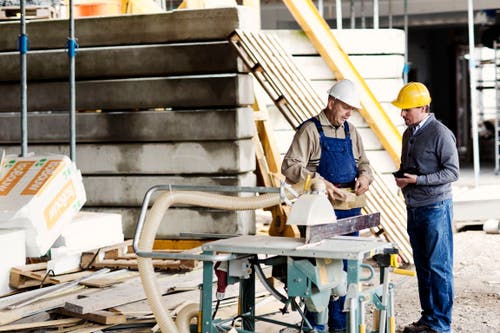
[0,239,203,332]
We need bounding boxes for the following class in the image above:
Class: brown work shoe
[402,322,437,333]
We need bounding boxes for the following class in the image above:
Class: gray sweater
[398,114,459,208]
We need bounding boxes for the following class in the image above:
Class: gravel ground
[255,228,500,333]
[393,230,500,333]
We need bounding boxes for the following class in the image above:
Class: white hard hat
[327,79,361,109]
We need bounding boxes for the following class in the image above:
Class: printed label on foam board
[44,181,77,229]
[0,154,86,257]
[21,160,65,196]
[0,161,35,196]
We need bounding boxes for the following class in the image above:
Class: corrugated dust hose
[136,190,292,333]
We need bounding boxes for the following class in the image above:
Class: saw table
[200,235,399,333]
[132,184,408,333]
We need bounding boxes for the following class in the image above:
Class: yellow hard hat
[392,82,431,109]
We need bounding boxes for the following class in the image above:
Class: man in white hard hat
[281,79,373,333]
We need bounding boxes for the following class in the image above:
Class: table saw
[200,235,398,333]
[133,182,408,333]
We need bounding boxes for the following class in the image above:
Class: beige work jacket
[281,110,373,185]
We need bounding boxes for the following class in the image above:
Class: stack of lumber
[0,5,57,20]
[9,240,198,290]
[0,7,259,239]
[0,243,282,332]
[0,266,204,331]
[0,239,204,331]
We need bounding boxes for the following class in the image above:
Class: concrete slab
[267,29,405,55]
[0,42,244,82]
[83,173,256,206]
[311,78,404,104]
[0,7,258,51]
[294,54,404,80]
[0,74,254,111]
[84,207,256,238]
[453,184,500,221]
[0,108,254,143]
[3,141,255,174]
[365,150,398,173]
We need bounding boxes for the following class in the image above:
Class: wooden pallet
[10,262,94,289]
[229,30,413,263]
[0,6,57,20]
[80,240,199,271]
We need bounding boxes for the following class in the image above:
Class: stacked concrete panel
[264,29,406,194]
[0,7,258,238]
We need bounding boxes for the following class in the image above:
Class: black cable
[80,247,102,270]
[212,299,220,320]
[40,269,55,287]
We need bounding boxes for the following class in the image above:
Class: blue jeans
[305,208,361,332]
[407,199,454,333]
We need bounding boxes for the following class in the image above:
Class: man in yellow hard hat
[392,82,459,333]
[282,79,373,333]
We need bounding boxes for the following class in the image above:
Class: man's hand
[324,179,346,201]
[354,175,370,195]
[395,173,418,189]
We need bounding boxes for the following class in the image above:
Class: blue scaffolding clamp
[67,38,79,58]
[17,33,29,54]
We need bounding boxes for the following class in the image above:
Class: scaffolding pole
[19,0,28,157]
[468,0,480,186]
[68,0,78,162]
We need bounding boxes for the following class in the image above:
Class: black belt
[333,181,355,188]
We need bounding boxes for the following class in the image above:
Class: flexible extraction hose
[137,189,299,333]
[175,301,201,332]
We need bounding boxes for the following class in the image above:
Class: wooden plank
[9,263,95,289]
[55,308,127,325]
[251,32,322,119]
[80,241,198,272]
[229,30,320,129]
[79,270,139,288]
[64,270,203,314]
[0,108,255,143]
[0,42,244,82]
[0,74,254,112]
[0,318,81,332]
[0,7,258,51]
[0,6,56,20]
[364,169,413,264]
[0,288,98,326]
[2,140,255,174]
[306,213,381,243]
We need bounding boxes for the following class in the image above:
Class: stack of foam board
[0,7,259,238]
[265,29,406,193]
[48,211,124,274]
[0,154,86,257]
[0,229,25,295]
[53,211,123,251]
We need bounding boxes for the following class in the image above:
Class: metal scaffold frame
[495,40,500,174]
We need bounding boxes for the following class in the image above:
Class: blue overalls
[304,117,360,332]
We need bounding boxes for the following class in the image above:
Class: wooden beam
[0,318,81,332]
